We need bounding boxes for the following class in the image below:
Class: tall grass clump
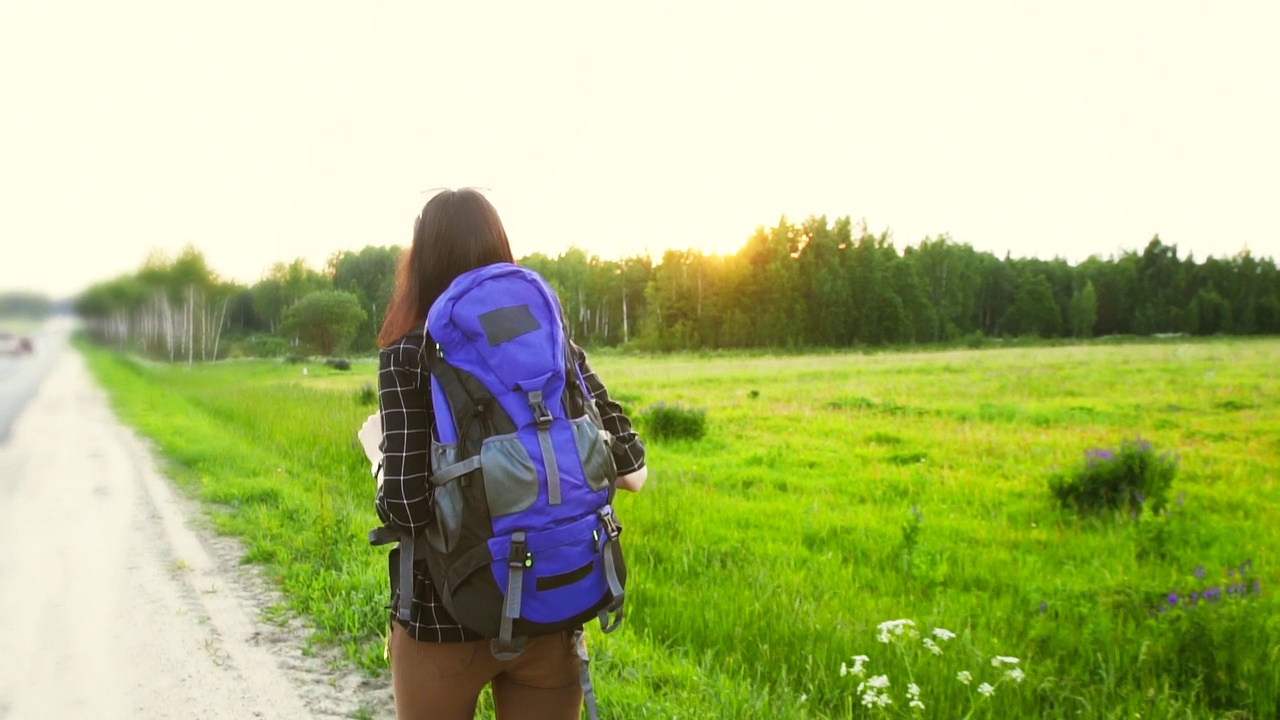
[639,401,707,441]
[355,382,377,407]
[1049,437,1178,514]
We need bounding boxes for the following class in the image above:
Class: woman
[361,188,647,720]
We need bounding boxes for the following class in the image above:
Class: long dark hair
[378,188,515,347]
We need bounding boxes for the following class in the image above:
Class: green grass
[81,339,1280,719]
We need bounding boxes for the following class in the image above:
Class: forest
[72,216,1280,360]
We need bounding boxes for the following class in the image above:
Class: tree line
[75,216,1280,361]
[0,292,54,320]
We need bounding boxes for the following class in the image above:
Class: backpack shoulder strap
[424,337,516,456]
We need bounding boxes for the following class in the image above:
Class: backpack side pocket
[427,441,467,554]
[571,416,617,493]
[480,434,539,518]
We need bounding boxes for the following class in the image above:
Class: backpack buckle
[527,390,553,430]
[508,537,530,569]
[599,506,623,540]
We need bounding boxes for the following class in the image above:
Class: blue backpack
[371,262,626,660]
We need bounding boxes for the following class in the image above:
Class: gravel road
[0,322,392,720]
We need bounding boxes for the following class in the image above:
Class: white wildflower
[931,627,956,641]
[907,683,920,699]
[850,655,869,677]
[866,674,890,690]
[840,662,848,677]
[957,670,972,685]
[799,694,807,703]
[1006,668,1025,683]
[910,700,925,710]
[877,619,918,643]
[922,638,943,656]
[991,655,1020,667]
[977,682,995,698]
[876,692,893,708]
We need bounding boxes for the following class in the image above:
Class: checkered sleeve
[574,344,646,476]
[374,339,434,534]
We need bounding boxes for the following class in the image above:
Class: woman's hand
[616,466,648,493]
[358,413,383,482]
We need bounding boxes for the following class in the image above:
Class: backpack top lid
[426,262,567,399]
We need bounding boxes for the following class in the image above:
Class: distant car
[18,337,33,354]
[0,332,19,355]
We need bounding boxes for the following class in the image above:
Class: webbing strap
[575,629,599,720]
[528,391,562,505]
[368,526,422,624]
[494,532,527,660]
[396,535,416,623]
[538,428,561,505]
[430,456,481,486]
[598,538,625,633]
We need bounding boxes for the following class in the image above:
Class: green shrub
[247,334,292,358]
[640,401,708,441]
[1049,437,1177,514]
[356,382,377,406]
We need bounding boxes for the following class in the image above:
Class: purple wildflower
[1254,579,1262,595]
[1167,593,1178,605]
[1194,566,1206,580]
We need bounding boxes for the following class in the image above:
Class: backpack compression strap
[368,526,431,624]
[492,531,530,661]
[597,505,625,633]
[526,390,562,506]
[574,628,601,720]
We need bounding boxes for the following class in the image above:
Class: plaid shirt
[375,326,646,642]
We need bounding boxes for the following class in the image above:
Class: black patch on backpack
[478,304,541,346]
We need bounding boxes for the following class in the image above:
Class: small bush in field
[325,357,352,371]
[356,382,377,406]
[640,402,708,441]
[247,334,291,358]
[1049,437,1177,514]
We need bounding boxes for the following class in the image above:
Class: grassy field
[82,338,1280,719]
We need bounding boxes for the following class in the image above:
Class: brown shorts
[388,623,585,720]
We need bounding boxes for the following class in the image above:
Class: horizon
[34,222,1276,303]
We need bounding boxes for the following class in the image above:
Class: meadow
[83,338,1280,719]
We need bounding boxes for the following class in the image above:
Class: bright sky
[2,1,1278,298]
